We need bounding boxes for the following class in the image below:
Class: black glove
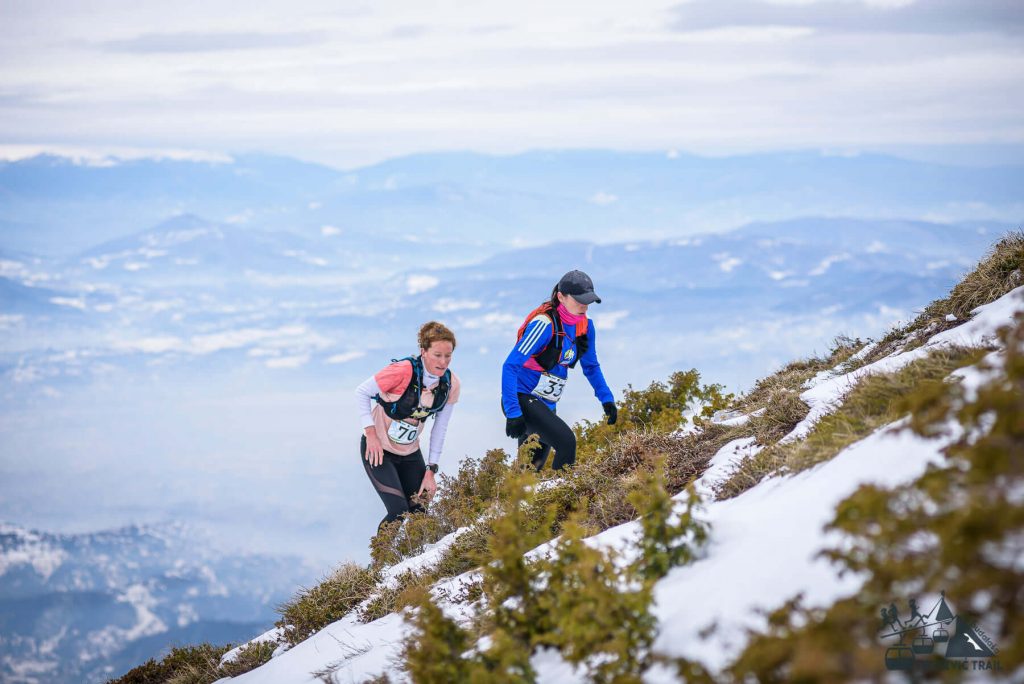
[603,401,618,426]
[506,415,528,439]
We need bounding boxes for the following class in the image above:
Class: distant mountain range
[0,521,312,684]
[2,150,1021,255]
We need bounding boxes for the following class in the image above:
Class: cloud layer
[0,0,1021,166]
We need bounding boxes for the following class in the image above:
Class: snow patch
[694,437,762,500]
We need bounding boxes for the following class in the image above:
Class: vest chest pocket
[531,372,567,402]
[387,419,420,445]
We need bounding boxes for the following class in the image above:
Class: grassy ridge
[108,232,1024,683]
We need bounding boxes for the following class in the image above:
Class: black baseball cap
[557,269,602,304]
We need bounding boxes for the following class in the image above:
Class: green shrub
[628,455,710,582]
[431,447,512,531]
[401,486,539,683]
[478,468,555,644]
[575,369,732,462]
[276,562,380,646]
[534,504,654,684]
[401,448,711,683]
[402,590,479,683]
[368,511,452,570]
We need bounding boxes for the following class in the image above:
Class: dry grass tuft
[218,640,277,678]
[276,562,381,646]
[749,389,810,446]
[715,345,989,500]
[866,231,1024,365]
[737,336,864,415]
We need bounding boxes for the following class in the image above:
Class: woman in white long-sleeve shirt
[354,321,460,532]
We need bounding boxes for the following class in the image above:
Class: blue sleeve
[580,320,614,405]
[501,317,552,418]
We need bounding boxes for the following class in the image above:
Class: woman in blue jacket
[501,270,617,470]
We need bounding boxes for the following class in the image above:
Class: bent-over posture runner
[356,321,461,532]
[501,270,617,471]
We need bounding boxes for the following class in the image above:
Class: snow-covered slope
[219,287,1024,683]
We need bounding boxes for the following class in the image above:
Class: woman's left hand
[417,469,437,502]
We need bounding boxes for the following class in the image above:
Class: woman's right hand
[364,431,385,467]
[505,415,527,439]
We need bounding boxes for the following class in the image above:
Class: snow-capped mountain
[0,522,313,684]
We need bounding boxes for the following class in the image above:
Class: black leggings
[517,393,577,471]
[360,436,426,532]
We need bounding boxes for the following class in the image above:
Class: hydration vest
[515,303,588,371]
[374,356,451,421]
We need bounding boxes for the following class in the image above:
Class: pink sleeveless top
[371,360,461,455]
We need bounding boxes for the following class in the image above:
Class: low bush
[107,644,232,684]
[575,369,732,463]
[402,452,709,684]
[430,447,511,531]
[218,640,276,678]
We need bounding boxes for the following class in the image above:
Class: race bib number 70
[387,420,420,445]
[531,373,567,402]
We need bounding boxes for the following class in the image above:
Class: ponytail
[548,284,560,310]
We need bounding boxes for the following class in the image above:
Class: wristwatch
[427,463,439,474]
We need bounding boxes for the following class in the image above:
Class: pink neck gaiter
[557,304,583,327]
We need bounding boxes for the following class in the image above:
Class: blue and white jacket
[501,313,614,417]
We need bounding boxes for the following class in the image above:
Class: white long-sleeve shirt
[355,373,455,466]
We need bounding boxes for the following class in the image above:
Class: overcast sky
[1,0,1022,167]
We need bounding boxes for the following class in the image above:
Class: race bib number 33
[531,373,567,401]
[387,420,419,445]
